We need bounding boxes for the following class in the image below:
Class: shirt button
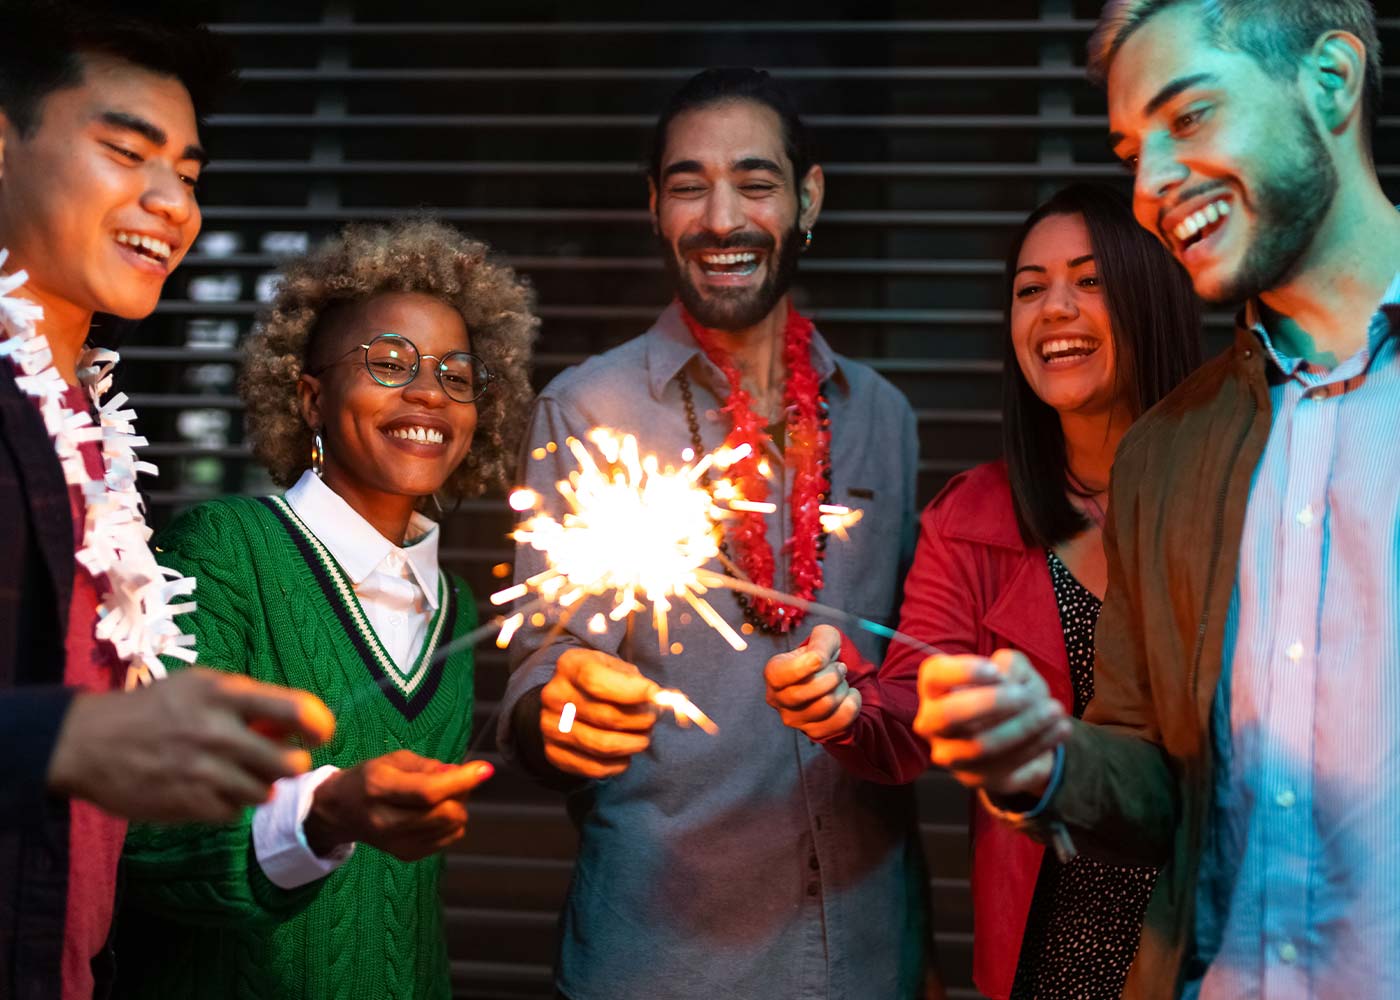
[1296,504,1314,526]
[1275,789,1297,809]
[806,883,819,897]
[808,854,819,871]
[1279,942,1298,964]
[1285,641,1304,662]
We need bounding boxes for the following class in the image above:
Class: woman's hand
[303,750,493,862]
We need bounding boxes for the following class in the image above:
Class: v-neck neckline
[261,496,452,719]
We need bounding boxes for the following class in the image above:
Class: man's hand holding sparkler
[764,625,862,741]
[303,750,495,862]
[913,650,1071,798]
[539,648,661,779]
[46,668,336,824]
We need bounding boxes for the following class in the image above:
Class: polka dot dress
[1008,551,1158,1000]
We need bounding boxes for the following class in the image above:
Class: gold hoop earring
[311,430,325,478]
[802,229,813,252]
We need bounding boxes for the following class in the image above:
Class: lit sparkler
[483,428,911,739]
[496,428,865,657]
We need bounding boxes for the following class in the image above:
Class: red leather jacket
[820,459,1073,1000]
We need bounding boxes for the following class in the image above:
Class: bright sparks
[490,428,868,657]
[496,428,749,651]
[651,688,719,734]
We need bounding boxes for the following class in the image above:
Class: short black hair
[647,67,812,187]
[1002,183,1204,549]
[0,0,232,137]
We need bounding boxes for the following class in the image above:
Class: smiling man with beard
[498,69,934,1000]
[910,2,1400,999]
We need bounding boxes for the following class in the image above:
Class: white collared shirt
[252,470,442,888]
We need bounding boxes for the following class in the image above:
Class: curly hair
[240,218,538,500]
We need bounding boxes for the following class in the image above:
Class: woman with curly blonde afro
[120,219,538,1000]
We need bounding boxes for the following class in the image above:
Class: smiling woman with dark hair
[762,183,1202,1000]
[117,219,538,1000]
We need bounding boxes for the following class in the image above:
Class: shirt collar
[645,300,848,402]
[284,470,441,607]
[1244,269,1400,382]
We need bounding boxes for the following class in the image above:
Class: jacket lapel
[0,366,74,630]
[939,464,1074,709]
[983,552,1074,708]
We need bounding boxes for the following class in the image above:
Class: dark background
[120,4,1400,997]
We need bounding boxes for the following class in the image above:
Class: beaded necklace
[678,302,831,633]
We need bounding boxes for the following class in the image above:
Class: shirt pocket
[823,484,904,624]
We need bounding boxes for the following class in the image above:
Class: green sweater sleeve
[123,501,325,927]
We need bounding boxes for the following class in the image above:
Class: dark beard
[1209,105,1338,304]
[661,225,804,331]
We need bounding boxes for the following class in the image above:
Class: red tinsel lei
[681,302,831,632]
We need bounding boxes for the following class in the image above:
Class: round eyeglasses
[314,332,492,404]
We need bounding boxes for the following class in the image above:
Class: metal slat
[236,66,1099,82]
[147,301,1011,323]
[179,252,1007,275]
[193,207,1029,225]
[206,112,1114,129]
[204,158,1132,178]
[211,19,1105,35]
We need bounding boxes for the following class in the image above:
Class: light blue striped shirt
[1189,273,1400,998]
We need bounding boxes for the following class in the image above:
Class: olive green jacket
[1011,325,1273,999]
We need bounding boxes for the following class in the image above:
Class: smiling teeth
[115,231,173,260]
[390,426,444,444]
[700,251,758,264]
[1040,337,1099,360]
[1173,199,1232,243]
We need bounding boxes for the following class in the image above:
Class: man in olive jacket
[913,2,1400,998]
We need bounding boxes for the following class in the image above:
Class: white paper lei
[0,249,196,688]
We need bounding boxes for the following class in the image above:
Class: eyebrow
[1107,72,1217,149]
[1014,253,1095,277]
[661,156,785,180]
[97,109,209,167]
[734,156,783,174]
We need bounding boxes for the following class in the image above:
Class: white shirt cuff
[252,765,355,889]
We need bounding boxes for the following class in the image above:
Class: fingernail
[836,661,847,676]
[475,762,495,781]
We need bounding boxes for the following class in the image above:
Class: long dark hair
[1002,183,1202,549]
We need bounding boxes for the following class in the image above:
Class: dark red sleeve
[815,495,988,784]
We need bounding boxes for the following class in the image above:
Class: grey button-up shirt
[499,303,926,1000]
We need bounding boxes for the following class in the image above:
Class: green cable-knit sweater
[117,495,475,1000]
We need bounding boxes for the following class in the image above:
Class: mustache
[676,232,775,254]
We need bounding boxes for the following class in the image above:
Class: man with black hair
[499,68,934,1000]
[0,4,334,997]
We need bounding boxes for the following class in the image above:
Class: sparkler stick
[331,595,552,716]
[693,568,948,660]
